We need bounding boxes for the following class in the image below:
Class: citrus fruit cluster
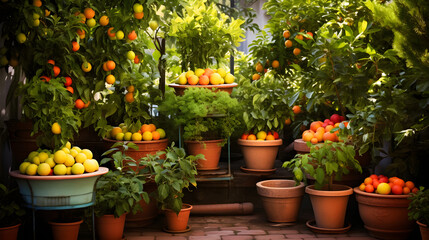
[108,123,166,141]
[18,142,99,176]
[240,130,280,141]
[358,174,419,195]
[177,68,235,85]
[302,114,347,144]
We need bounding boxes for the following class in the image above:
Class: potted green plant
[159,88,240,170]
[0,184,26,240]
[283,140,362,231]
[95,142,147,240]
[139,144,203,232]
[234,71,295,172]
[409,187,429,240]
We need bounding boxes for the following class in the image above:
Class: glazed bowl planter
[306,184,353,229]
[96,214,126,240]
[0,223,20,240]
[256,179,305,223]
[185,139,223,170]
[164,204,193,232]
[237,139,282,170]
[354,187,414,240]
[9,167,108,207]
[168,83,238,96]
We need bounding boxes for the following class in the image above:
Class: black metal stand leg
[92,206,95,240]
[32,208,36,240]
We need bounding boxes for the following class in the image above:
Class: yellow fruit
[142,131,153,141]
[81,149,93,159]
[19,162,31,174]
[256,131,267,140]
[38,152,49,163]
[132,132,142,141]
[53,164,67,175]
[45,158,55,168]
[65,141,72,149]
[156,128,166,139]
[377,182,391,195]
[178,73,187,85]
[86,18,96,28]
[116,30,124,40]
[28,151,39,161]
[33,19,40,27]
[81,62,92,72]
[111,127,122,138]
[71,146,81,153]
[70,149,79,158]
[99,15,109,26]
[83,159,99,173]
[195,68,205,77]
[71,163,85,175]
[115,132,125,140]
[75,153,87,164]
[149,20,159,30]
[133,3,143,13]
[16,33,26,44]
[224,73,235,84]
[209,73,222,85]
[64,154,75,167]
[66,167,72,175]
[217,68,227,78]
[124,132,133,141]
[127,51,136,60]
[54,150,67,164]
[51,122,61,134]
[185,70,194,79]
[61,147,70,154]
[32,156,40,165]
[37,163,51,176]
[26,164,38,175]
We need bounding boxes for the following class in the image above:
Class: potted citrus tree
[159,88,240,170]
[0,184,26,240]
[139,144,203,233]
[283,140,362,231]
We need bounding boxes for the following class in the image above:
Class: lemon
[45,158,55,168]
[66,167,72,175]
[256,131,267,140]
[53,164,67,175]
[132,132,142,141]
[195,68,205,77]
[224,73,235,84]
[124,132,133,141]
[156,128,166,139]
[27,151,39,161]
[209,73,222,85]
[217,68,227,78]
[81,149,93,159]
[26,164,38,175]
[178,73,187,85]
[185,70,194,79]
[83,159,99,173]
[37,163,51,176]
[71,163,85,175]
[61,147,70,154]
[19,162,31,174]
[86,18,96,28]
[16,33,26,44]
[32,156,41,165]
[65,141,72,149]
[133,3,143,13]
[38,152,49,162]
[64,154,75,167]
[54,150,67,164]
[115,132,125,141]
[142,131,153,141]
[116,30,124,40]
[51,122,61,134]
[377,183,391,195]
[149,20,158,30]
[75,153,87,163]
[70,149,79,158]
[127,51,136,60]
[81,62,92,72]
[71,146,81,153]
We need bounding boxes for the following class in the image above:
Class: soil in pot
[164,203,193,232]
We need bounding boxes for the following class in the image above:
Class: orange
[247,134,256,140]
[359,183,366,191]
[125,92,134,103]
[76,29,85,36]
[310,138,318,144]
[314,131,323,142]
[53,66,60,77]
[369,174,378,180]
[255,62,263,73]
[199,75,209,85]
[33,0,42,7]
[102,62,109,71]
[373,179,380,189]
[402,186,411,195]
[134,55,140,64]
[412,187,419,194]
[148,124,156,132]
[316,127,325,133]
[72,41,80,51]
[151,130,160,140]
[84,8,95,19]
[75,99,84,109]
[310,121,322,132]
[84,101,90,108]
[66,86,74,94]
[47,59,55,65]
[188,75,199,85]
[252,73,261,81]
[241,133,249,140]
[302,131,314,142]
[283,30,290,39]
[105,74,115,84]
[128,30,137,40]
[204,68,214,76]
[364,177,373,185]
[106,60,115,71]
[325,125,334,132]
[64,76,72,87]
[141,124,151,133]
[272,60,280,68]
[99,15,109,26]
[393,178,405,187]
[293,48,301,56]
[107,27,116,37]
[391,184,403,195]
[134,12,144,19]
[364,184,374,193]
[306,32,313,39]
[285,40,292,48]
[322,132,336,142]
[40,76,51,82]
[266,134,275,140]
[295,34,304,41]
[405,181,415,189]
[292,105,301,114]
[127,85,135,93]
[142,131,153,141]
[284,118,291,125]
[389,177,399,183]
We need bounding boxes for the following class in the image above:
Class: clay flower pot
[354,187,414,240]
[237,139,282,170]
[306,184,353,229]
[0,223,21,240]
[48,219,83,240]
[96,214,126,240]
[185,139,223,170]
[125,181,159,228]
[164,203,193,232]
[103,138,168,160]
[417,220,429,240]
[256,179,305,223]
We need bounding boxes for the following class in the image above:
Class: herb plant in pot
[140,144,203,233]
[0,184,25,240]
[95,145,147,240]
[235,72,295,172]
[283,140,362,231]
[409,187,429,240]
[159,88,240,170]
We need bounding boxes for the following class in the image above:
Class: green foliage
[234,71,295,132]
[283,141,362,190]
[139,144,202,214]
[159,88,240,143]
[96,142,147,218]
[0,184,26,227]
[408,187,429,225]
[169,0,245,71]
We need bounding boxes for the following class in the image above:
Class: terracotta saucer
[162,225,191,234]
[306,219,351,234]
[197,166,220,171]
[240,166,277,175]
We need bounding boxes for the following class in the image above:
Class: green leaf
[315,168,325,185]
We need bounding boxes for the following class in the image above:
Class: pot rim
[237,138,282,146]
[164,203,193,213]
[184,139,224,144]
[0,222,21,230]
[256,179,305,190]
[48,219,83,225]
[306,184,353,196]
[353,187,412,198]
[9,167,108,180]
[417,220,428,228]
[103,138,168,144]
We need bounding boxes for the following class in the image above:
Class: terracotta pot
[164,204,193,232]
[185,139,223,170]
[96,214,126,240]
[168,83,238,96]
[125,181,159,227]
[0,223,21,240]
[354,187,414,240]
[48,219,83,240]
[256,179,305,223]
[237,139,282,170]
[306,184,353,229]
[418,220,429,240]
